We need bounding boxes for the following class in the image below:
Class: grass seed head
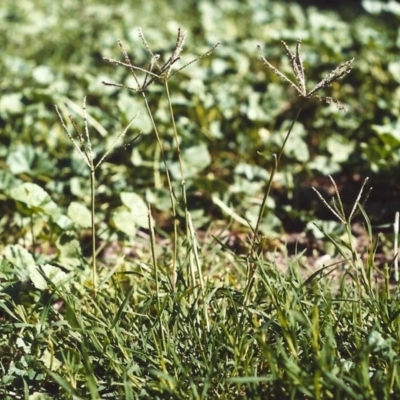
[103,28,220,93]
[258,39,354,111]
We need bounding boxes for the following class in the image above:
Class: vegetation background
[1,0,400,240]
[1,0,400,398]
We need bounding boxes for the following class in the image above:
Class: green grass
[2,1,400,399]
[2,221,400,399]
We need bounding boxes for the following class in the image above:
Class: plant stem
[253,105,304,242]
[395,211,399,282]
[141,92,179,291]
[244,104,304,305]
[165,80,194,293]
[165,81,188,230]
[148,204,160,307]
[90,167,97,294]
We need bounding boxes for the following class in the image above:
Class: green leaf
[68,202,92,228]
[145,188,173,211]
[111,206,138,237]
[27,267,48,290]
[39,349,62,371]
[389,61,400,84]
[171,144,211,179]
[16,337,31,353]
[2,245,68,290]
[6,145,57,176]
[3,244,35,282]
[281,122,310,163]
[308,156,341,175]
[9,182,60,218]
[372,121,400,147]
[234,162,268,181]
[56,233,83,270]
[327,135,355,163]
[120,192,150,228]
[367,330,388,352]
[32,65,55,85]
[117,92,152,133]
[6,145,35,174]
[362,1,383,14]
[29,393,53,400]
[53,214,73,230]
[0,93,23,115]
[112,192,155,236]
[245,205,282,237]
[0,169,19,191]
[38,264,70,290]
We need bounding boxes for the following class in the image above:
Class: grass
[1,29,400,400]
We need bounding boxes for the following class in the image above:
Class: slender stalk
[165,80,188,229]
[243,105,303,306]
[141,92,179,291]
[253,104,304,242]
[394,211,399,282]
[29,215,36,258]
[164,80,192,293]
[89,168,97,293]
[148,204,160,307]
[55,101,136,294]
[102,34,219,293]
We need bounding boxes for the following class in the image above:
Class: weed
[103,29,219,296]
[244,40,354,305]
[55,98,136,293]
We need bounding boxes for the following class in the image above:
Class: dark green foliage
[1,0,399,233]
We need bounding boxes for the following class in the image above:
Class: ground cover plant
[1,0,400,398]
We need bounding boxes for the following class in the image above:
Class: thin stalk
[141,92,179,291]
[187,212,200,300]
[29,215,36,258]
[394,211,399,282]
[244,104,304,305]
[187,212,210,331]
[164,80,191,293]
[165,80,188,230]
[89,168,97,293]
[344,222,363,317]
[148,204,160,308]
[346,183,373,301]
[55,101,136,295]
[187,213,204,291]
[153,144,162,189]
[253,104,304,242]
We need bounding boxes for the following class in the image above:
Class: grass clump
[0,26,400,400]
